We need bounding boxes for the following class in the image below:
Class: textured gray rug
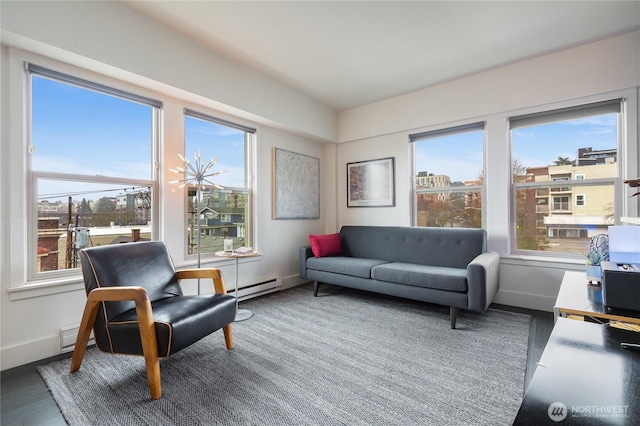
[38,284,530,425]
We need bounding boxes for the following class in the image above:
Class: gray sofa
[299,226,500,328]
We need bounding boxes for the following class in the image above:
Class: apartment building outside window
[28,64,159,278]
[411,123,485,228]
[510,99,621,256]
[183,109,255,256]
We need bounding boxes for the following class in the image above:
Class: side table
[214,250,259,322]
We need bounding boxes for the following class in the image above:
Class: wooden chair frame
[70,268,233,400]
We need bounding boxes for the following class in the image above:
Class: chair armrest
[466,251,500,312]
[86,286,149,303]
[71,286,157,374]
[176,268,228,294]
[299,246,314,279]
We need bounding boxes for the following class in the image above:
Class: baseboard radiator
[59,276,282,353]
[231,276,283,301]
[60,325,94,354]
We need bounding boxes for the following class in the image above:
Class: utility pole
[65,196,72,269]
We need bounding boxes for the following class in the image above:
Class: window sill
[7,254,263,301]
[500,254,586,269]
[7,276,85,301]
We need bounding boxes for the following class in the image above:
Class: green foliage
[95,197,116,212]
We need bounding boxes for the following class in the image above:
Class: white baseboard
[1,334,61,371]
[280,275,310,290]
[493,289,556,312]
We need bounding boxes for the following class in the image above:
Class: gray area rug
[38,284,531,425]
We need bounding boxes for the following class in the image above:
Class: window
[183,109,255,255]
[552,196,570,211]
[411,123,484,228]
[28,64,159,277]
[510,99,620,255]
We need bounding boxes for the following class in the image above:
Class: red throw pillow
[309,233,342,258]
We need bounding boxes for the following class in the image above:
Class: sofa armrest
[299,246,314,279]
[466,251,500,312]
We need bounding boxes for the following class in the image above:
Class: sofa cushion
[309,233,342,258]
[371,263,468,292]
[306,256,389,279]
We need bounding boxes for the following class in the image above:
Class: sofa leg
[313,281,319,297]
[450,307,459,329]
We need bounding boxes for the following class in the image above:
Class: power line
[38,186,151,200]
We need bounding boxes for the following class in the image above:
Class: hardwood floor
[1,306,555,426]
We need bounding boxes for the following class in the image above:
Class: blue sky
[184,116,246,188]
[32,76,245,202]
[34,75,618,201]
[416,114,617,182]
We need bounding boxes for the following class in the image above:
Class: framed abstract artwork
[272,148,320,219]
[347,157,395,207]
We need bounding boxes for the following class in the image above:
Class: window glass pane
[32,76,153,179]
[414,130,483,228]
[187,188,249,255]
[185,116,246,188]
[512,113,617,177]
[416,190,482,228]
[514,184,614,254]
[511,111,618,254]
[183,114,252,256]
[415,130,484,184]
[36,178,152,272]
[31,71,156,277]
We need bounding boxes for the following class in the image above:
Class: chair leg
[313,281,320,297]
[223,324,234,349]
[142,351,161,400]
[450,307,459,329]
[135,300,161,400]
[70,300,100,373]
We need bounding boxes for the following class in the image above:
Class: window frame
[508,98,624,258]
[410,121,486,229]
[5,52,162,290]
[181,109,256,260]
[25,61,162,283]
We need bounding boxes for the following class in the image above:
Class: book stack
[234,247,254,254]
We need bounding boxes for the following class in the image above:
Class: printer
[600,226,640,313]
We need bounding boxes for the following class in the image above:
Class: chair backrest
[79,241,183,321]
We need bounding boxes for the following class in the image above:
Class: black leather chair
[70,241,236,400]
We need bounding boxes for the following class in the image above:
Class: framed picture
[347,157,395,207]
[272,148,320,219]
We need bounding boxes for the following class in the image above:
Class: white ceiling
[120,1,640,112]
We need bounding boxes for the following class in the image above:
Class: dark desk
[514,318,640,425]
[554,271,640,326]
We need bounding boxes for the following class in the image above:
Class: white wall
[0,1,331,370]
[339,32,640,142]
[337,32,640,312]
[1,0,639,370]
[0,0,337,143]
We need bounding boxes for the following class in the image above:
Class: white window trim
[576,194,585,206]
[409,120,487,229]
[180,109,257,262]
[7,48,163,294]
[507,90,637,258]
[6,49,263,298]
